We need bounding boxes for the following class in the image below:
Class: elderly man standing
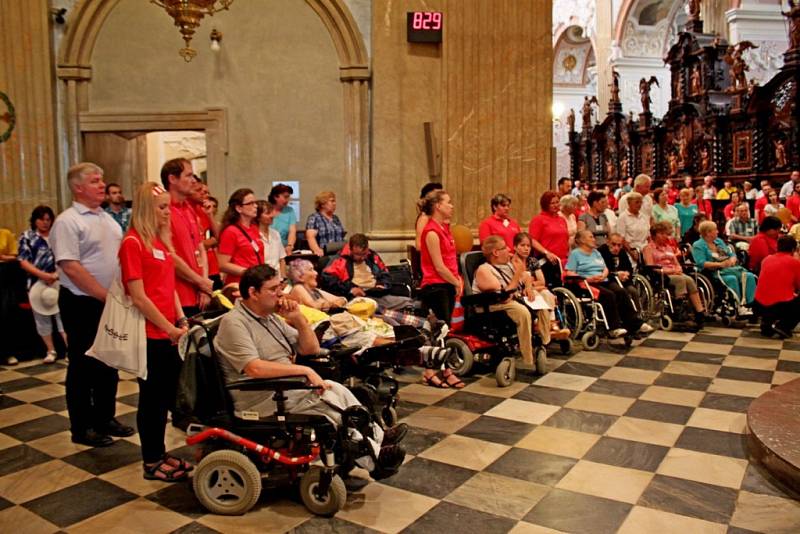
[51,162,133,447]
[779,170,800,201]
[618,174,653,219]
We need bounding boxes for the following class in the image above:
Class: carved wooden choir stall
[568,3,800,187]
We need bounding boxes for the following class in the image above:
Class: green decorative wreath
[0,91,16,144]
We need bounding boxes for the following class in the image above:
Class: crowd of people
[2,160,800,488]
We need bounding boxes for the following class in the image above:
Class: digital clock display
[407,12,443,43]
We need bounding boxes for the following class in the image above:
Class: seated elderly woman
[692,220,756,314]
[286,259,459,386]
[473,235,543,369]
[565,230,646,338]
[306,191,346,256]
[642,222,706,328]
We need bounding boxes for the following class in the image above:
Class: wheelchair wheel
[300,466,347,517]
[553,287,584,339]
[495,357,516,387]
[193,450,262,516]
[660,315,674,331]
[721,315,733,327]
[632,274,654,318]
[695,273,715,312]
[382,406,398,427]
[559,338,574,355]
[535,347,548,375]
[581,331,600,351]
[445,337,474,376]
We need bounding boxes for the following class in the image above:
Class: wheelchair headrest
[459,251,486,295]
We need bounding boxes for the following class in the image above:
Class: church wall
[371,0,553,241]
[88,0,347,230]
[0,0,59,233]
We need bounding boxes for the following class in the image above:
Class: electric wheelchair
[445,251,548,386]
[178,312,400,517]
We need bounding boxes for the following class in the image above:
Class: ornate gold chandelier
[151,0,234,62]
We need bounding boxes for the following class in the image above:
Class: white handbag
[86,277,147,379]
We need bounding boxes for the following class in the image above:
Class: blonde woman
[306,191,346,256]
[119,182,190,482]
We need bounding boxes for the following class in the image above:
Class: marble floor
[1,325,800,533]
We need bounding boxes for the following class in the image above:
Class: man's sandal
[143,460,189,482]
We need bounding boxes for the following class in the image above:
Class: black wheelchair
[178,312,399,517]
[445,251,547,385]
[638,264,710,331]
[562,273,638,350]
[298,324,425,428]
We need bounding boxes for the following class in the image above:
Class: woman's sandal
[441,369,465,389]
[422,372,449,388]
[143,460,189,482]
[164,454,194,472]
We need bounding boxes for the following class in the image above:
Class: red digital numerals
[412,12,442,31]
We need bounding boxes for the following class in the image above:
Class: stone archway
[57,0,371,230]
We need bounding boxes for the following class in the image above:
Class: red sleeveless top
[420,219,459,287]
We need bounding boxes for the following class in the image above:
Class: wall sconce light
[210,28,222,52]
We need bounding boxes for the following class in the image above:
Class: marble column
[0,0,60,233]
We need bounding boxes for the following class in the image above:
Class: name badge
[153,249,166,261]
[252,240,260,252]
[502,219,509,227]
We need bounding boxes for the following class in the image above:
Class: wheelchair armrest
[226,376,314,392]
[325,346,362,360]
[188,309,228,325]
[460,290,511,308]
[563,275,585,284]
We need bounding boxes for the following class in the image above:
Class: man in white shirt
[702,175,718,200]
[618,174,653,219]
[51,162,133,447]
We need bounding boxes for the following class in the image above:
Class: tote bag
[86,277,147,379]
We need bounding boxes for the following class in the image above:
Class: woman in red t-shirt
[217,188,264,287]
[119,182,190,482]
[528,191,569,285]
[419,190,461,325]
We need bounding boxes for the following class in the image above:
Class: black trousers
[602,281,643,332]
[59,287,119,436]
[418,283,456,324]
[754,297,800,334]
[137,339,183,463]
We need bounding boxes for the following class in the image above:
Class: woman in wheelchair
[642,222,706,329]
[213,265,407,475]
[565,230,646,339]
[692,221,757,316]
[473,235,545,369]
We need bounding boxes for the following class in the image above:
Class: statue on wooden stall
[620,153,629,178]
[668,152,679,176]
[676,133,690,167]
[774,138,788,168]
[724,41,758,92]
[639,76,659,114]
[606,147,617,180]
[700,146,710,172]
[567,108,575,132]
[687,0,702,20]
[610,70,621,104]
[690,65,702,95]
[581,96,599,130]
[579,160,588,180]
[784,1,800,50]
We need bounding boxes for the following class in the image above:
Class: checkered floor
[1,326,800,533]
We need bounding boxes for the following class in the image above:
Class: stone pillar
[0,0,59,233]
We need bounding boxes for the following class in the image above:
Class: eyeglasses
[241,201,258,206]
[261,282,285,294]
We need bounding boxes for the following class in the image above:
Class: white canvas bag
[87,276,147,379]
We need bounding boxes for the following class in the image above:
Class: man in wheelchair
[213,265,407,475]
[472,235,548,368]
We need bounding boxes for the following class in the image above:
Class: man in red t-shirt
[754,236,800,338]
[478,194,522,248]
[189,176,222,289]
[755,182,773,223]
[161,158,213,316]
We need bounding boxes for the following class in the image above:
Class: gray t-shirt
[579,212,610,247]
[214,300,299,415]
